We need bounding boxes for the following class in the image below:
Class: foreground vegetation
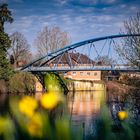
[0,74,140,140]
[0,95,140,140]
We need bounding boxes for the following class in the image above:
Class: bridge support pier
[34,72,69,95]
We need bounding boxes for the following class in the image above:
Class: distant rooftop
[46,52,95,66]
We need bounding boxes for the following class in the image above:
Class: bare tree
[115,12,140,67]
[8,32,31,68]
[34,26,71,57]
[95,55,116,66]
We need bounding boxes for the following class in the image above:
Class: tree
[0,4,13,80]
[115,12,140,67]
[95,55,118,80]
[95,55,116,66]
[0,3,13,31]
[34,26,71,57]
[8,32,31,68]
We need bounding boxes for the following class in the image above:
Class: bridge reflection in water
[67,90,106,136]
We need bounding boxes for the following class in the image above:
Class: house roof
[46,52,95,66]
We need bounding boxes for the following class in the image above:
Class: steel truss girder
[21,34,140,71]
[23,66,140,72]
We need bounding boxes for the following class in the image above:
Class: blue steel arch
[21,34,140,70]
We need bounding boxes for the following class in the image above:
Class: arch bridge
[21,34,140,73]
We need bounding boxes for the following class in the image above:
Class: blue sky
[1,0,140,47]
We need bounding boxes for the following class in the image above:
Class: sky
[1,0,140,49]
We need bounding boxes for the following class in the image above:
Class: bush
[119,74,130,84]
[119,74,140,87]
[8,72,36,94]
[0,80,8,94]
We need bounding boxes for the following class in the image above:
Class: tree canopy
[34,26,71,57]
[9,32,31,68]
[0,3,13,31]
[95,55,116,66]
[0,4,13,80]
[116,12,140,67]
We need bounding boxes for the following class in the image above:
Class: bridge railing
[22,65,140,72]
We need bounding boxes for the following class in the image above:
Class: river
[34,89,106,137]
[67,90,106,138]
[0,84,139,139]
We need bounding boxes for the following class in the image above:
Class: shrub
[0,80,8,94]
[119,74,140,87]
[8,72,36,94]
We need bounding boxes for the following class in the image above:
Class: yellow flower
[19,96,38,117]
[117,111,128,121]
[40,92,62,110]
[0,117,8,133]
[0,116,15,139]
[27,113,43,137]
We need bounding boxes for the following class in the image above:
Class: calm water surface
[67,90,106,136]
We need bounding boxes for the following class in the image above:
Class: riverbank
[0,72,36,95]
[106,81,140,102]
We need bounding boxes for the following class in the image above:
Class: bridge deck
[22,66,140,72]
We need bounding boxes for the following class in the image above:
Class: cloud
[12,0,23,2]
[0,0,8,3]
[102,0,117,4]
[56,0,68,5]
[68,0,119,7]
[4,0,140,46]
[0,0,23,3]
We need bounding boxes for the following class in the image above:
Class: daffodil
[27,113,43,137]
[117,111,128,121]
[0,117,8,134]
[19,96,38,117]
[0,117,15,140]
[40,92,63,110]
